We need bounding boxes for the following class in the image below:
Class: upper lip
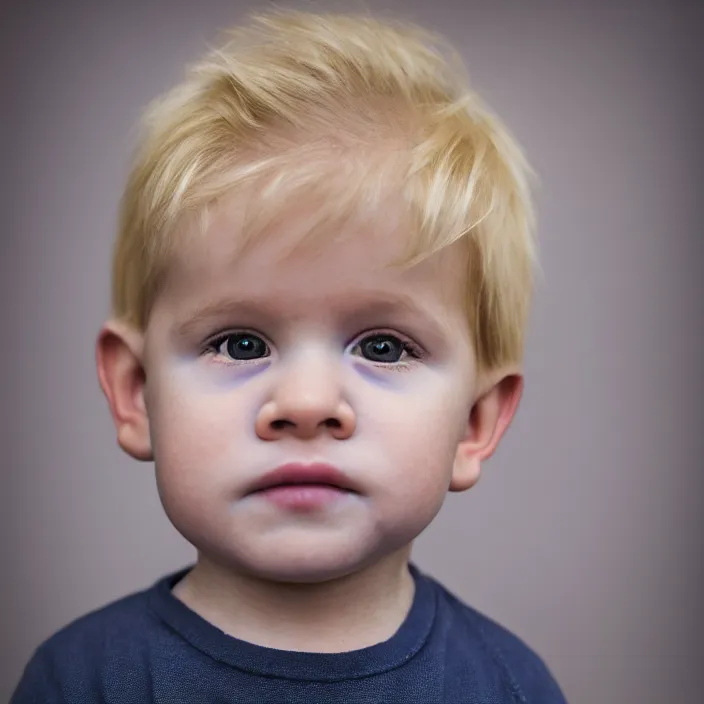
[247,463,359,494]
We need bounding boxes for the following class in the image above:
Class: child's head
[97,10,535,582]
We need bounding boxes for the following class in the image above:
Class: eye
[351,333,420,364]
[209,332,270,361]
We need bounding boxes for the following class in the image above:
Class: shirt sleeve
[10,647,66,704]
[512,653,568,703]
[495,637,569,703]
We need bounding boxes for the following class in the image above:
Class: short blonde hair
[112,9,536,373]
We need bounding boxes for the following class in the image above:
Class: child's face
[141,199,483,582]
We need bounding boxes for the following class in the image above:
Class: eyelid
[202,329,273,363]
[203,328,271,348]
[348,329,426,359]
[200,327,427,360]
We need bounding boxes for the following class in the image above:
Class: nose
[255,354,356,441]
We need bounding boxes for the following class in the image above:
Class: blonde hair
[112,9,536,372]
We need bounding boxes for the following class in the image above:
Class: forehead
[157,194,469,318]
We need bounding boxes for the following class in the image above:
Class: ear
[95,319,153,461]
[450,372,524,492]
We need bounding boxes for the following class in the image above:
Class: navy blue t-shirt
[12,564,567,703]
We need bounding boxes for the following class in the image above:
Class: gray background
[2,1,702,702]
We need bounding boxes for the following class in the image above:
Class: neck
[172,549,415,653]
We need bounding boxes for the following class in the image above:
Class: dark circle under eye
[224,334,269,360]
[359,335,404,363]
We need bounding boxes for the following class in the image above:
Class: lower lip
[254,484,352,510]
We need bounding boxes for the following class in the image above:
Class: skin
[96,196,523,653]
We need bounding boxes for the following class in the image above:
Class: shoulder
[427,574,568,703]
[41,583,156,658]
[12,576,169,703]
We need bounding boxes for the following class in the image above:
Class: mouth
[247,463,359,495]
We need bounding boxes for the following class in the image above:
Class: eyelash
[201,330,426,367]
[202,329,270,365]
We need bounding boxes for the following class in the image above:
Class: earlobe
[95,320,153,461]
[450,373,523,493]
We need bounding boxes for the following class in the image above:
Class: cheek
[364,393,466,546]
[146,370,251,501]
[368,383,469,493]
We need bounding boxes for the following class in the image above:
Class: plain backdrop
[1,0,702,702]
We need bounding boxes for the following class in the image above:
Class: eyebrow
[172,292,453,341]
[173,299,281,340]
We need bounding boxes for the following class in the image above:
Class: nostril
[270,418,342,431]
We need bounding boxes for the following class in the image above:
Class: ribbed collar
[147,562,436,681]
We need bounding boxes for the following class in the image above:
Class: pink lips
[247,463,358,511]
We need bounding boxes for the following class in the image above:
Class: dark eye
[214,333,269,361]
[355,334,407,363]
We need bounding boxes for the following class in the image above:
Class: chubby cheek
[146,370,248,521]
[365,384,469,525]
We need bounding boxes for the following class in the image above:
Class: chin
[208,537,388,585]
[247,548,373,584]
